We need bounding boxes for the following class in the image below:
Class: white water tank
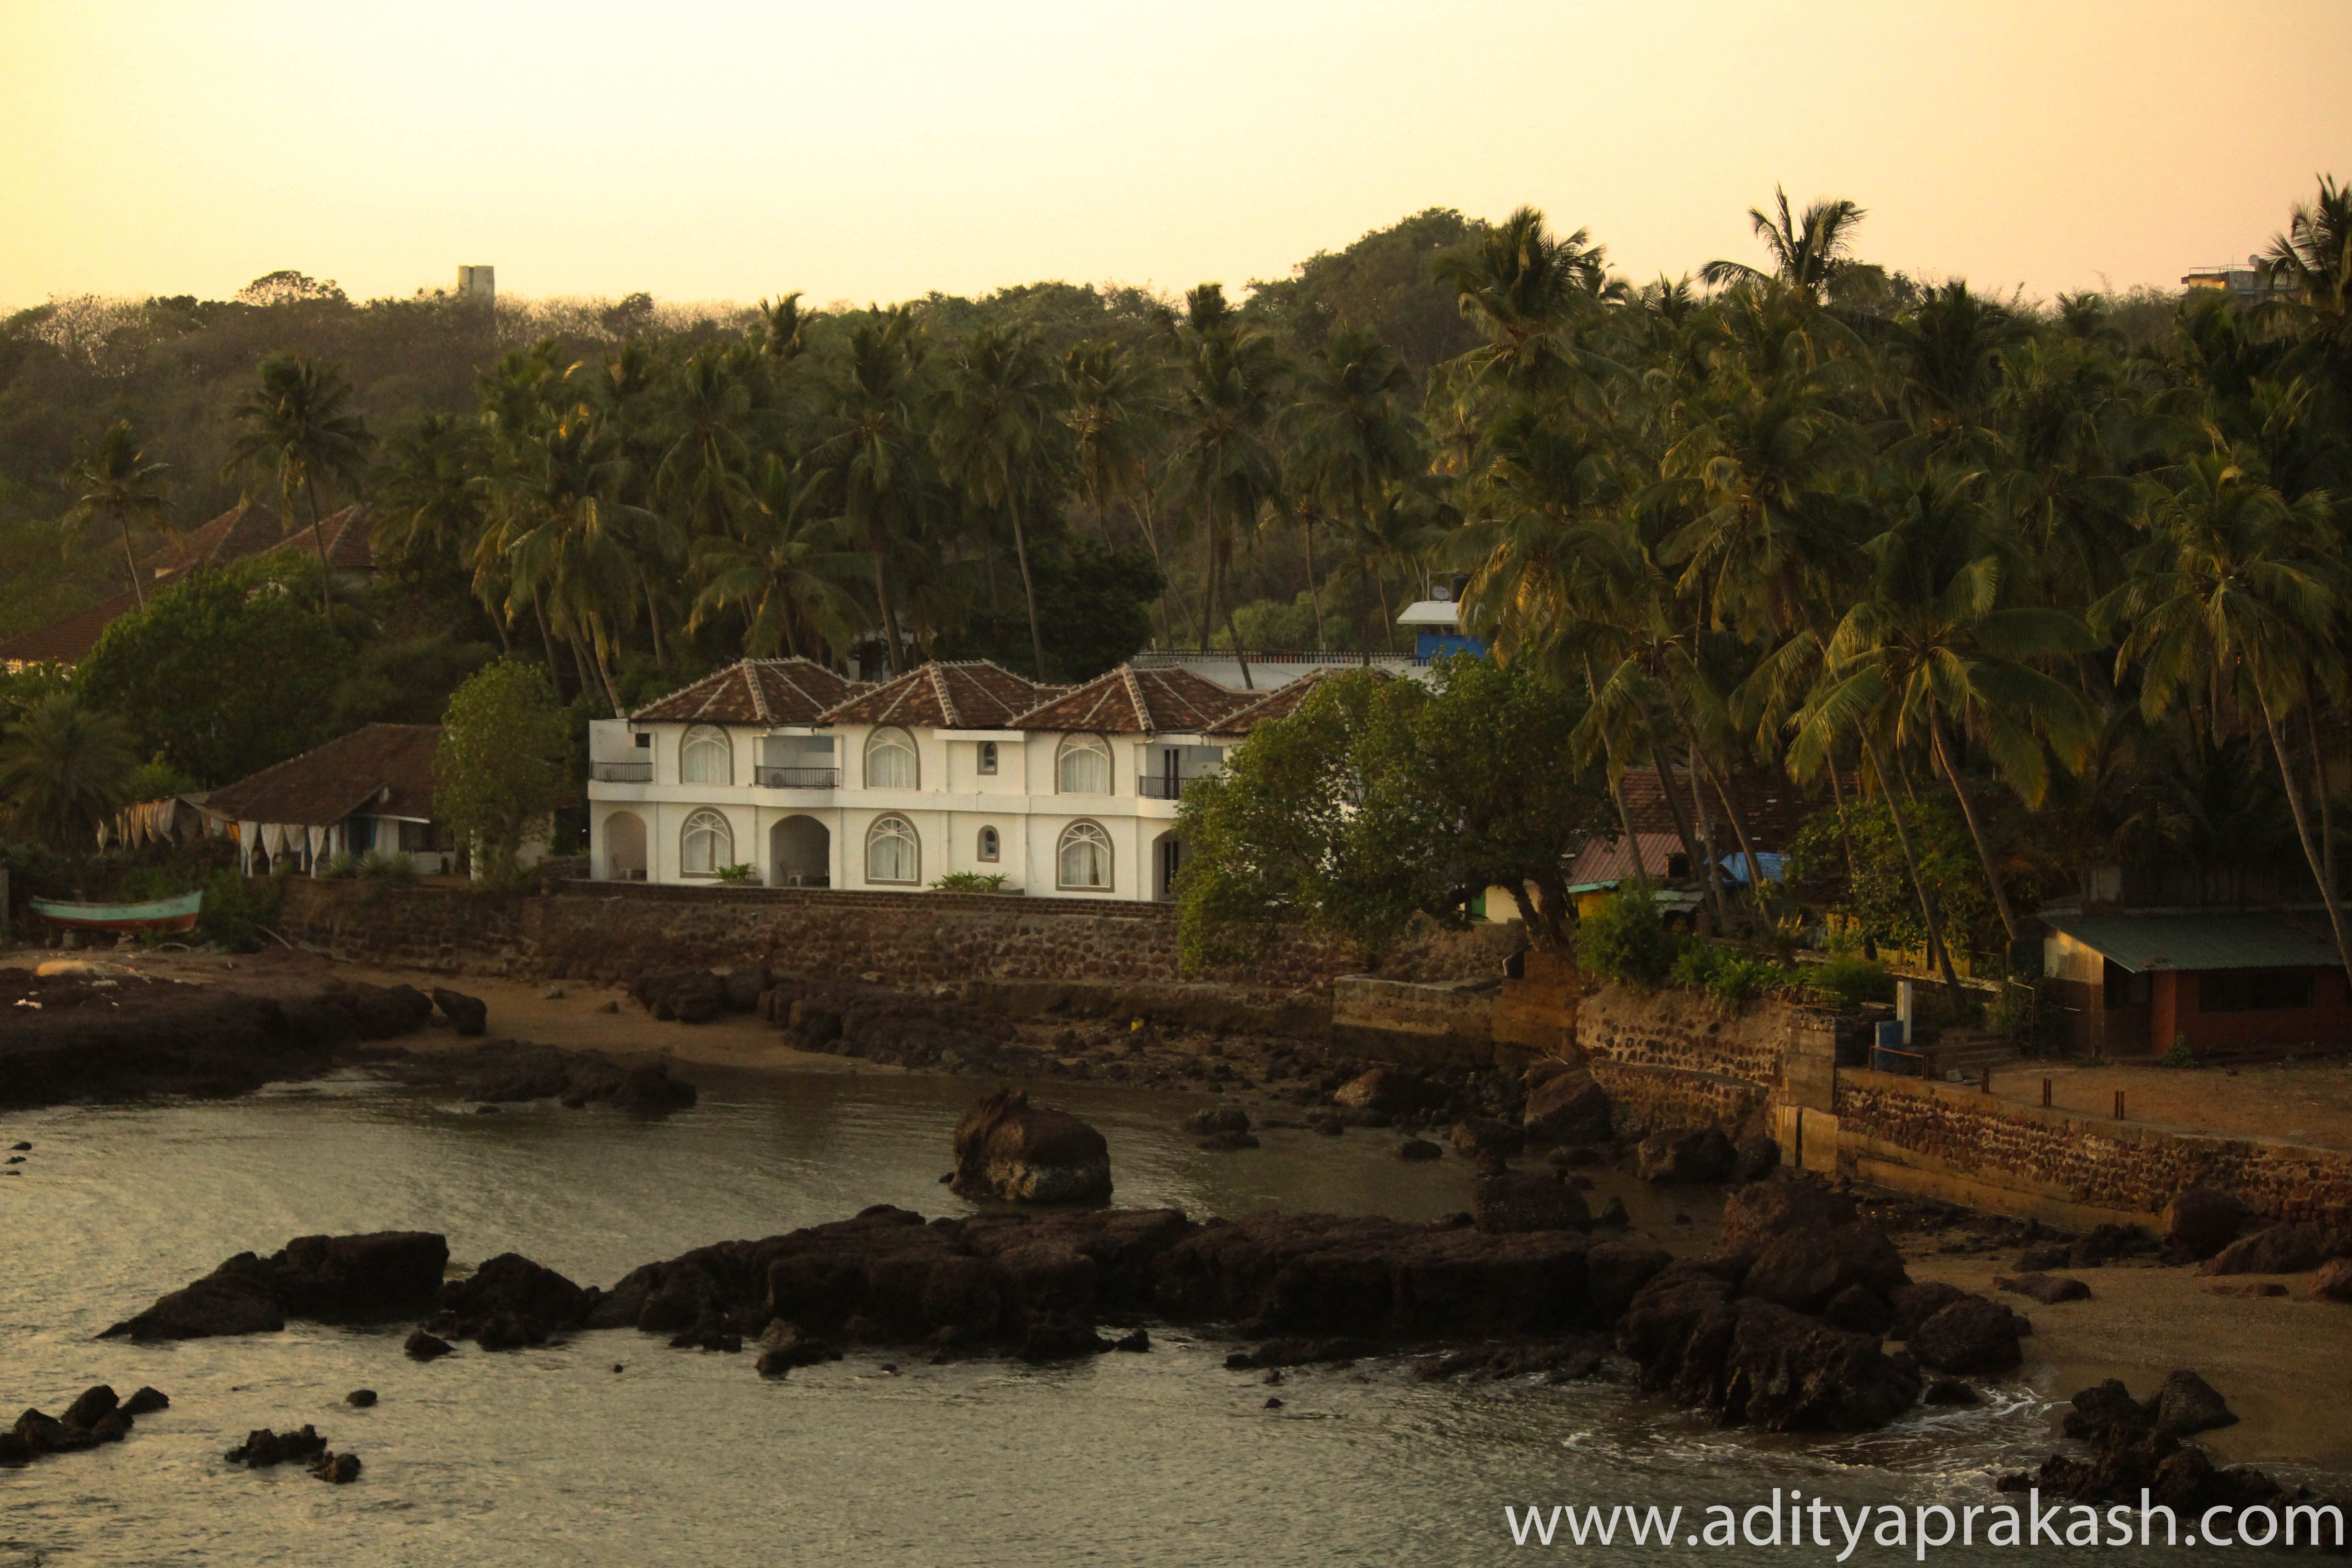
[457,265,495,305]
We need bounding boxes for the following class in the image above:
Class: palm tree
[223,354,371,617]
[1284,324,1424,649]
[689,454,868,661]
[2261,174,2352,333]
[1166,284,1287,681]
[2096,454,2352,978]
[62,420,170,610]
[0,691,136,851]
[1698,186,1871,308]
[935,326,1069,679]
[376,411,505,650]
[813,308,932,673]
[1433,206,1616,397]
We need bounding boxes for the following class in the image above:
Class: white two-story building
[586,657,1323,902]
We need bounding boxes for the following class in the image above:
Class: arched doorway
[770,815,830,887]
[603,810,647,881]
[1150,829,1184,902]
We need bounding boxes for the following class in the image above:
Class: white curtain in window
[681,809,733,875]
[1058,822,1111,889]
[681,726,733,785]
[1058,735,1111,794]
[867,815,919,882]
[866,729,918,789]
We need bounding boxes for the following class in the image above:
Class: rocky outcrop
[1740,1222,1908,1317]
[1636,1127,1733,1184]
[2160,1186,2246,1261]
[1471,1168,1591,1234]
[384,1040,698,1111]
[1520,1063,1612,1143]
[950,1090,1112,1203]
[1719,1176,1858,1253]
[103,1232,450,1340]
[0,1384,169,1469]
[1998,1272,2091,1305]
[1997,1377,2331,1524]
[2201,1222,2331,1277]
[430,988,488,1036]
[1906,1295,2025,1374]
[2311,1257,2352,1303]
[427,1253,598,1349]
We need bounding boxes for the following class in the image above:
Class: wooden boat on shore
[27,892,203,934]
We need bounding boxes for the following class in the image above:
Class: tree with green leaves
[62,420,171,610]
[223,353,372,617]
[935,326,1069,678]
[435,658,572,886]
[0,691,137,851]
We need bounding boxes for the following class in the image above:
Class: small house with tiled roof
[586,658,1304,900]
[204,723,464,877]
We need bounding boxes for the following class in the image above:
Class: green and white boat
[28,892,203,934]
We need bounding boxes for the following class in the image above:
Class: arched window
[978,740,998,775]
[680,809,733,876]
[1058,821,1112,891]
[867,814,920,884]
[1057,733,1112,795]
[977,825,1000,862]
[681,725,733,785]
[865,727,918,789]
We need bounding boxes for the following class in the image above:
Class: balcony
[1137,774,1216,800]
[592,760,653,783]
[755,765,842,789]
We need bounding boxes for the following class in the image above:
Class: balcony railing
[592,760,653,783]
[755,765,842,789]
[1137,774,1217,800]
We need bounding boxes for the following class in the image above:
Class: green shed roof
[2042,910,2342,973]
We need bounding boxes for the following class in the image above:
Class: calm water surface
[0,1068,2289,1566]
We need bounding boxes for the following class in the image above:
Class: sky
[2,0,2347,314]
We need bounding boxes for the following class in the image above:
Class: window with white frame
[681,725,733,785]
[1057,820,1112,890]
[865,728,918,789]
[867,814,920,883]
[680,808,734,876]
[1057,733,1112,794]
[978,740,998,775]
[977,825,1000,862]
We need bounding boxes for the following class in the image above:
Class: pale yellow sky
[1,0,2345,314]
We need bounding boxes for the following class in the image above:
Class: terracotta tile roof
[137,501,283,579]
[817,661,1064,729]
[631,658,861,725]
[272,504,374,573]
[1618,765,1815,848]
[0,587,145,667]
[1009,665,1252,734]
[205,724,443,827]
[1204,667,1389,737]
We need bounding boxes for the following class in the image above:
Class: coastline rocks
[226,1425,328,1468]
[1729,1134,1780,1185]
[2310,1257,2352,1303]
[1184,1107,1251,1137]
[950,1090,1112,1203]
[2160,1186,2246,1261]
[2154,1369,2239,1437]
[345,1390,377,1407]
[1333,1068,1416,1114]
[611,1061,698,1112]
[1471,1168,1592,1234]
[4,1386,164,1466]
[427,1252,598,1349]
[1396,1138,1442,1162]
[1887,1280,1970,1341]
[2000,1377,2304,1517]
[1521,1063,1612,1144]
[105,1232,449,1340]
[2200,1221,2329,1277]
[403,1331,455,1361]
[1906,1295,2025,1374]
[1585,1241,1672,1321]
[430,988,488,1037]
[1196,1130,1260,1152]
[1636,1127,1733,1185]
[1998,1272,2091,1305]
[122,1387,170,1416]
[1739,1222,1908,1316]
[1719,1177,1858,1252]
[1616,1263,1921,1431]
[1451,1118,1524,1159]
[387,1040,699,1112]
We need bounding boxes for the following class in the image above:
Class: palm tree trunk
[567,632,596,706]
[1583,655,1643,879]
[1010,506,1047,681]
[1197,514,1219,650]
[531,593,564,691]
[118,514,146,610]
[1861,731,1966,1001]
[869,535,905,677]
[1689,742,1730,930]
[1702,757,1769,898]
[303,475,334,620]
[1826,754,1862,888]
[1641,716,1715,914]
[639,568,666,665]
[1928,712,2021,944]
[1224,597,1255,691]
[1302,510,1326,651]
[1131,493,1179,649]
[2260,694,2352,981]
[587,617,626,717]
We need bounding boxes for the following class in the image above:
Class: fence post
[2113,1089,2125,1121]
[2042,1077,2053,1108]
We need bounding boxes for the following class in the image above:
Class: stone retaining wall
[1331,976,1501,1066]
[1834,1072,2352,1226]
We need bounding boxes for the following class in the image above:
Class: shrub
[1575,886,1676,986]
[2161,1034,2195,1068]
[315,851,361,879]
[1808,952,1896,1011]
[715,862,755,884]
[196,865,280,951]
[356,848,417,884]
[932,871,1011,892]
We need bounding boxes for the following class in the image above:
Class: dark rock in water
[345,1389,377,1408]
[2160,1185,2246,1261]
[1636,1127,1733,1185]
[14,1409,98,1455]
[1396,1138,1442,1162]
[1823,1284,1892,1336]
[755,1347,797,1378]
[430,988,488,1037]
[1196,1130,1260,1152]
[1262,1396,1284,1410]
[1616,1263,1921,1431]
[1906,1295,2024,1373]
[1185,1107,1251,1137]
[1586,1242,1672,1322]
[102,1252,286,1340]
[632,969,729,1024]
[1451,1117,1524,1159]
[1309,1117,1345,1138]
[1521,1063,1612,1144]
[1225,1337,1380,1370]
[429,1252,596,1349]
[1718,1176,1857,1252]
[1022,1314,1112,1361]
[1472,1168,1590,1234]
[1729,1133,1779,1185]
[720,967,769,1012]
[2310,1257,2352,1303]
[1333,1067,1418,1114]
[313,1450,362,1484]
[1999,1272,2091,1305]
[2016,1245,2072,1272]
[1592,1195,1629,1229]
[1740,1222,1909,1315]
[403,1331,455,1362]
[226,1425,328,1468]
[611,1061,698,1112]
[0,1431,32,1468]
[2202,1221,2329,1277]
[1110,1327,1151,1352]
[1888,1280,1970,1341]
[121,1387,169,1416]
[1923,1377,1981,1406]
[270,1231,450,1320]
[1999,1375,2313,1518]
[8,1142,28,1152]
[2154,1369,2238,1437]
[950,1089,1112,1203]
[59,1386,118,1431]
